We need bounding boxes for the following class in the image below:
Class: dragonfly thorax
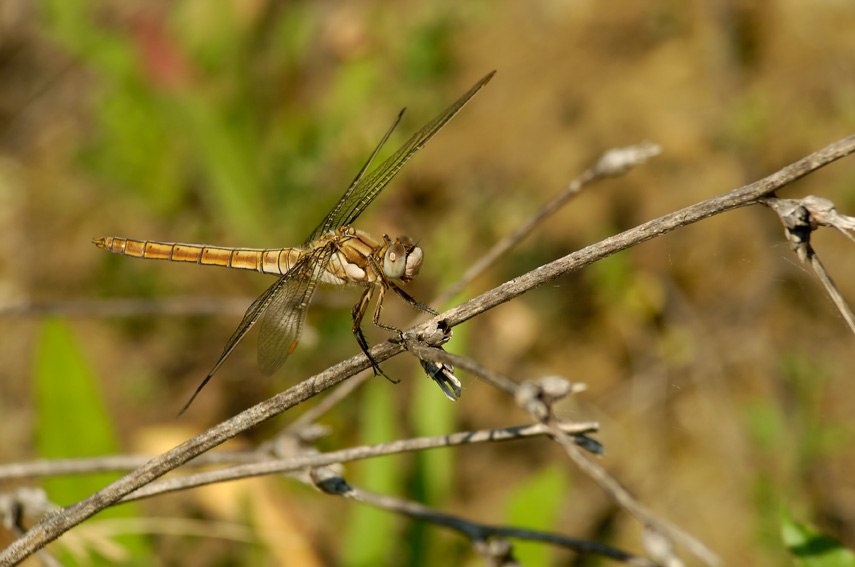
[322,227,424,287]
[382,234,423,284]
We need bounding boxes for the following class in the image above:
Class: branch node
[310,467,353,496]
[406,322,462,400]
[515,381,551,422]
[643,526,683,567]
[0,488,57,533]
[515,376,580,422]
[594,141,662,177]
[537,375,575,402]
[763,195,855,335]
[473,537,520,567]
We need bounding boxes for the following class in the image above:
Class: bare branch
[348,487,660,566]
[311,473,659,566]
[0,489,65,567]
[408,340,719,567]
[434,142,661,305]
[3,134,855,566]
[295,143,661,426]
[436,134,855,333]
[0,422,596,499]
[762,195,855,336]
[278,373,371,436]
[0,354,375,566]
[543,419,718,567]
[118,422,597,502]
[0,451,270,481]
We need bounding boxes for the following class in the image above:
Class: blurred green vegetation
[503,466,569,566]
[782,506,855,567]
[2,1,855,565]
[35,319,150,564]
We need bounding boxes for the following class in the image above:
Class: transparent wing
[305,110,403,246]
[307,71,495,243]
[256,246,332,375]
[178,250,325,414]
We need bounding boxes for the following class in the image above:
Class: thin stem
[348,487,660,566]
[406,342,719,566]
[3,133,854,567]
[119,422,597,502]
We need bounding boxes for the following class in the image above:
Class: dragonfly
[94,70,495,413]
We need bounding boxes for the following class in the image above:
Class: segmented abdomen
[92,237,302,275]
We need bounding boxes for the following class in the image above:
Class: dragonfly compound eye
[396,235,415,248]
[404,245,424,281]
[384,243,408,280]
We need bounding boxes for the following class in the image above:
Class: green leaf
[35,319,120,495]
[34,318,149,564]
[341,384,400,567]
[504,466,569,566]
[781,505,855,567]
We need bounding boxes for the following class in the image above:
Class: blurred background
[2,1,855,565]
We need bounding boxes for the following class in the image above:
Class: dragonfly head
[383,235,424,284]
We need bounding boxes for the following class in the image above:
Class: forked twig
[296,143,664,427]
[434,142,661,305]
[304,142,664,425]
[762,195,855,336]
[3,134,855,566]
[434,135,855,334]
[407,341,719,567]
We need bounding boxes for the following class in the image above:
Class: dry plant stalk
[2,134,855,567]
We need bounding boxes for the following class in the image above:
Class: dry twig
[3,134,855,566]
[762,195,855,335]
[434,142,661,305]
[407,341,718,567]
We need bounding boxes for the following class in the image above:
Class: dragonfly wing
[256,246,331,375]
[306,110,404,245]
[179,268,299,414]
[307,71,495,242]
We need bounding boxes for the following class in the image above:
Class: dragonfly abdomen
[92,237,302,275]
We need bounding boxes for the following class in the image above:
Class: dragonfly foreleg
[351,287,397,383]
[372,283,404,337]
[389,283,438,316]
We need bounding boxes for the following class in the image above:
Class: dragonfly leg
[352,287,397,382]
[364,249,437,317]
[372,283,404,337]
[389,283,438,316]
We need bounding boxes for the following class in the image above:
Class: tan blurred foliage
[2,1,855,565]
